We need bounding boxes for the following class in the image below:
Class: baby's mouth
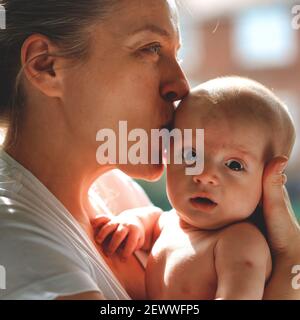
[190,196,218,212]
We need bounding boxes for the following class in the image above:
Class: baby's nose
[192,168,219,186]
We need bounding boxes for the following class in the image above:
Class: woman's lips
[189,196,218,212]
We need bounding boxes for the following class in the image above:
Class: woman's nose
[160,62,190,102]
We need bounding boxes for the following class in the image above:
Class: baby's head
[167,76,296,230]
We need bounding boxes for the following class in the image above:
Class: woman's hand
[92,211,146,260]
[262,156,300,299]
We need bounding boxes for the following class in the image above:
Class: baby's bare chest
[147,225,219,299]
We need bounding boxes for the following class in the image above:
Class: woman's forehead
[91,0,180,49]
[104,0,179,34]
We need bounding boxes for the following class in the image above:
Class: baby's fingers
[107,225,129,255]
[95,222,119,244]
[121,229,142,259]
[92,215,112,230]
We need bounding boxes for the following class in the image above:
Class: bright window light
[233,5,298,69]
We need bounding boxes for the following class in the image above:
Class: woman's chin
[118,163,165,182]
[143,164,165,182]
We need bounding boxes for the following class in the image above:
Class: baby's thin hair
[191,76,296,159]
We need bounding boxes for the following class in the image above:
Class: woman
[0,0,299,300]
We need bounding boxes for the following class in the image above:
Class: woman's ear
[21,34,65,99]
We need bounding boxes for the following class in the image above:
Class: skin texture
[214,223,271,300]
[144,214,272,299]
[167,102,267,230]
[167,79,296,231]
[3,0,300,299]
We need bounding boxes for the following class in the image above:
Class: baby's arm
[214,222,272,300]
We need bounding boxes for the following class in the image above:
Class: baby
[93,76,296,300]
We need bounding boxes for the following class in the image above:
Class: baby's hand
[92,211,145,259]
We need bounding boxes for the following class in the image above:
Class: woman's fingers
[263,156,288,214]
[107,225,129,255]
[262,156,300,254]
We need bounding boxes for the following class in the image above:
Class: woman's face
[62,0,189,181]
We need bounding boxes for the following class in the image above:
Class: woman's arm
[262,157,300,299]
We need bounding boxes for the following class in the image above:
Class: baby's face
[167,98,269,230]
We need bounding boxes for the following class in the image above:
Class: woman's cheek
[166,172,179,204]
[171,177,188,209]
[130,56,160,84]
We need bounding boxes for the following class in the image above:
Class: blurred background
[136,0,300,219]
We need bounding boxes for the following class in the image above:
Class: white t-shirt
[0,149,135,300]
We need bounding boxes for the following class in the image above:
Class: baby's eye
[182,148,197,164]
[225,160,244,172]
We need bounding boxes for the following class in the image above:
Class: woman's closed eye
[140,43,162,56]
[225,159,245,172]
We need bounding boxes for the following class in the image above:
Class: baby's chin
[178,211,252,231]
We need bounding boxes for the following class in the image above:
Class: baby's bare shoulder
[218,222,266,244]
[215,222,271,271]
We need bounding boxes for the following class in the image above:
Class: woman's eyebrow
[129,24,172,39]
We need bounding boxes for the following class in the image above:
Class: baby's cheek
[229,180,262,219]
[249,171,264,204]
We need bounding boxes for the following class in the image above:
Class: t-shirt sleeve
[0,225,104,300]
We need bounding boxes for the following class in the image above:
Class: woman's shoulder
[0,202,108,300]
[0,203,90,272]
